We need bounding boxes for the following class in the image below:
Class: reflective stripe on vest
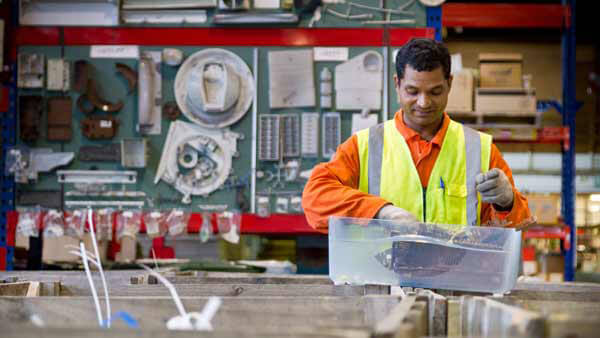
[356,119,491,228]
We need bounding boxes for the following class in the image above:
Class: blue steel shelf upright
[561,0,577,282]
[0,65,17,271]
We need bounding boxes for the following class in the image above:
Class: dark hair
[395,38,451,80]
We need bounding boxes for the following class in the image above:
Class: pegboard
[11,1,432,217]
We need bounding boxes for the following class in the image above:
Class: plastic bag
[116,210,142,240]
[166,209,190,237]
[143,211,166,238]
[16,209,42,238]
[199,213,212,243]
[217,211,240,244]
[65,209,87,238]
[94,208,114,241]
[256,195,270,218]
[43,209,65,238]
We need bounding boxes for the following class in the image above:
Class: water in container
[328,216,522,293]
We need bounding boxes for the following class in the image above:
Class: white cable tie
[88,208,111,328]
[80,242,103,326]
[199,297,222,324]
[68,251,101,269]
[65,244,98,261]
[139,264,187,318]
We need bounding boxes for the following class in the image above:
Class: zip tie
[68,251,101,269]
[80,242,104,326]
[199,297,222,324]
[139,264,187,317]
[138,263,221,331]
[88,208,111,328]
[66,244,98,261]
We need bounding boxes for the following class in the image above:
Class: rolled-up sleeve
[302,135,389,232]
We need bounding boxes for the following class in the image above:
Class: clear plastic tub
[328,216,522,293]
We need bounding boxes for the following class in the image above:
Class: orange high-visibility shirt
[302,111,531,232]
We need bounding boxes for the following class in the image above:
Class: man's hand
[376,205,417,223]
[475,168,514,210]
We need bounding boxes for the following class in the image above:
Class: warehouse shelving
[0,2,580,280]
[442,1,578,281]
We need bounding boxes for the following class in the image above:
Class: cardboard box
[479,53,523,88]
[527,194,560,224]
[522,261,538,276]
[82,233,108,262]
[548,272,564,283]
[15,234,30,250]
[42,236,80,263]
[447,69,474,113]
[116,235,137,263]
[475,88,537,114]
[540,253,564,276]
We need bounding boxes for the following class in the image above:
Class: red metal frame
[476,127,570,150]
[15,27,433,47]
[0,247,5,270]
[442,3,568,29]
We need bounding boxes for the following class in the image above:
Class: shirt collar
[394,110,450,146]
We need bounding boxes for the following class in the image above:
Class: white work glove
[376,205,417,223]
[475,168,514,209]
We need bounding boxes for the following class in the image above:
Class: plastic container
[328,216,522,293]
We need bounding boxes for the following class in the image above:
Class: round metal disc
[174,48,254,129]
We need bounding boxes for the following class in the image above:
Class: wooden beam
[144,272,333,285]
[0,296,398,331]
[0,282,31,296]
[26,282,40,297]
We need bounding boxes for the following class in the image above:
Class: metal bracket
[57,170,137,184]
[5,147,74,184]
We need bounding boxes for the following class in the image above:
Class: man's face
[395,65,452,130]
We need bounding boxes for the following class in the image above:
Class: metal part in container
[301,113,319,158]
[322,112,341,158]
[5,147,74,184]
[281,114,300,158]
[57,170,137,184]
[17,53,45,88]
[121,138,148,168]
[258,114,280,161]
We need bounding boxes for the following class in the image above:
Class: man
[302,38,530,232]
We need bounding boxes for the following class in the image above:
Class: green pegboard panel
[14,0,430,214]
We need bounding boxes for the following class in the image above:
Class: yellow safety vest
[356,119,492,230]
